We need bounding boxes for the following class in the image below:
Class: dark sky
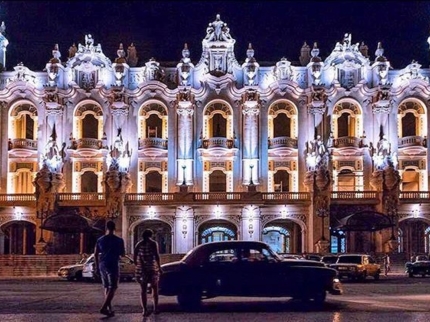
[1,1,429,71]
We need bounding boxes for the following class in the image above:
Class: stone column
[242,99,260,184]
[176,97,194,185]
[22,225,27,255]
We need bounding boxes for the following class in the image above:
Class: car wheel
[66,276,74,281]
[312,290,327,304]
[358,272,367,281]
[408,272,414,278]
[374,273,380,280]
[75,271,83,281]
[177,289,202,311]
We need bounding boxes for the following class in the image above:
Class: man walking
[94,220,125,317]
[383,253,391,276]
[134,229,163,317]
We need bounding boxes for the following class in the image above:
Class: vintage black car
[159,241,343,310]
[405,255,430,277]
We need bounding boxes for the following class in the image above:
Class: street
[1,274,430,321]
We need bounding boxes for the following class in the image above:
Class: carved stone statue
[68,43,77,58]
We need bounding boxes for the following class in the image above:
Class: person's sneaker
[143,310,151,317]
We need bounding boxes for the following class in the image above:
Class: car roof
[193,240,272,250]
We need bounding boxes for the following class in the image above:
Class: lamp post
[316,208,329,241]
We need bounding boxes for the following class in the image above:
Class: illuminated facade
[0,15,429,258]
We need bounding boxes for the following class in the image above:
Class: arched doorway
[1,221,36,255]
[262,220,302,254]
[198,220,237,244]
[133,220,172,254]
[399,219,430,257]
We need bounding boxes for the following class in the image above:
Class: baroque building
[0,15,429,258]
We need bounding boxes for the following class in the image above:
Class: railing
[333,136,362,148]
[9,138,38,150]
[268,136,298,149]
[4,191,430,208]
[400,191,430,200]
[200,137,235,149]
[58,193,105,201]
[126,193,176,202]
[0,194,36,202]
[138,138,168,150]
[194,192,243,200]
[69,138,104,150]
[262,192,310,201]
[398,135,426,148]
[331,191,379,199]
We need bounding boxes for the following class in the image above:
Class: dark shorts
[100,267,119,289]
[136,268,160,285]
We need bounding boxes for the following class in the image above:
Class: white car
[57,256,89,281]
[82,254,135,282]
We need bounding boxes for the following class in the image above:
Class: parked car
[159,240,343,310]
[57,255,89,281]
[405,254,430,277]
[82,254,135,282]
[279,254,303,260]
[321,254,339,266]
[330,254,381,281]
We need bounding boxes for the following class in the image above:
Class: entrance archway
[262,220,302,254]
[1,221,36,255]
[198,220,237,244]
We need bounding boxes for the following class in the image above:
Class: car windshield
[337,256,362,264]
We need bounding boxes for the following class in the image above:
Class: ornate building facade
[0,15,429,258]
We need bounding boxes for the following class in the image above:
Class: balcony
[9,138,38,150]
[69,138,104,150]
[398,135,426,148]
[268,137,298,149]
[200,137,235,149]
[138,137,168,150]
[57,193,105,207]
[333,136,362,148]
[399,191,430,204]
[3,190,430,209]
[331,191,380,204]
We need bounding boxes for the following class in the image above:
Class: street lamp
[316,208,329,241]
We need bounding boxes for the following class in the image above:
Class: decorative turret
[45,44,64,87]
[65,34,112,91]
[143,57,164,82]
[371,42,391,87]
[307,42,324,86]
[112,43,129,86]
[176,43,194,86]
[200,14,237,75]
[242,43,259,86]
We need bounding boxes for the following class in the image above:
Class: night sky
[0,1,429,71]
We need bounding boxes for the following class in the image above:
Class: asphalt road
[1,273,430,322]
